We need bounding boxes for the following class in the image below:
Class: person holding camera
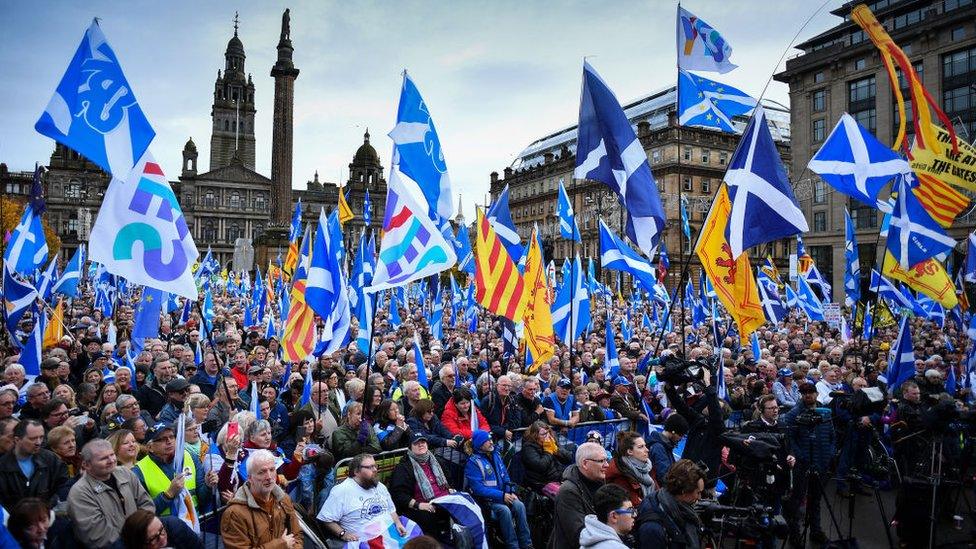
[739,395,795,507]
[783,382,834,546]
[634,459,706,548]
[663,376,725,488]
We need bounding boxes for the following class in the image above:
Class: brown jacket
[605,457,644,507]
[220,483,303,549]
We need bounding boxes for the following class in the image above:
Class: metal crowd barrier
[509,417,633,454]
[333,447,408,484]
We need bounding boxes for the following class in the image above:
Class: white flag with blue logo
[35,20,155,178]
[725,107,808,258]
[676,6,737,73]
[677,70,755,133]
[557,180,581,241]
[575,61,666,257]
[886,175,956,270]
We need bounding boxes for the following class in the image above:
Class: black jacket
[635,489,702,549]
[406,415,455,448]
[521,440,571,491]
[665,384,724,485]
[481,391,522,440]
[430,381,453,417]
[547,465,602,549]
[0,448,69,508]
[137,379,168,418]
[516,394,547,428]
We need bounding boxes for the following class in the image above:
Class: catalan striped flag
[281,274,317,363]
[912,173,970,228]
[474,208,527,321]
[283,199,302,277]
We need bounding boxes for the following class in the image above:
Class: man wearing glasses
[317,453,408,543]
[579,484,636,549]
[549,441,608,549]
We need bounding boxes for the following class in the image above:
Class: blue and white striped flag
[3,263,38,341]
[52,244,84,299]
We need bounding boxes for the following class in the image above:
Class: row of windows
[199,223,265,243]
[681,147,729,165]
[218,118,250,133]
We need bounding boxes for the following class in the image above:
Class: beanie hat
[472,429,491,450]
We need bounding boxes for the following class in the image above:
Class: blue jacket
[464,449,512,503]
[647,430,676,481]
[783,402,835,472]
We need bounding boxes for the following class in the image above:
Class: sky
[0,0,842,220]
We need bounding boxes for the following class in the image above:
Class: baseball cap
[556,378,573,389]
[248,365,265,375]
[778,368,793,378]
[613,376,631,386]
[41,358,61,371]
[146,422,175,442]
[165,378,190,393]
[410,432,429,445]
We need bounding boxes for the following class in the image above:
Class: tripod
[787,418,846,548]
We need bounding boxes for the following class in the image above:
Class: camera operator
[662,367,724,490]
[886,380,927,477]
[833,377,880,498]
[783,382,834,546]
[741,395,796,484]
[634,459,706,548]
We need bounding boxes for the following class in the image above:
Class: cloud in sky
[0,1,839,219]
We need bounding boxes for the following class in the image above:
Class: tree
[0,195,61,260]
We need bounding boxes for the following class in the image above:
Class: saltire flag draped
[808,113,908,210]
[523,226,555,371]
[886,174,956,270]
[725,107,808,258]
[677,69,755,132]
[367,171,457,292]
[886,315,916,393]
[552,255,590,346]
[35,20,155,178]
[4,264,39,341]
[804,264,832,303]
[486,185,524,263]
[430,493,489,549]
[676,6,737,73]
[575,61,666,257]
[171,414,200,532]
[599,220,658,291]
[388,72,454,222]
[695,184,765,342]
[455,225,475,274]
[283,199,303,276]
[4,164,49,275]
[844,209,862,305]
[756,269,787,325]
[473,208,526,321]
[52,244,84,298]
[796,275,825,321]
[342,515,422,549]
[557,179,581,241]
[750,332,762,361]
[430,284,444,341]
[862,303,875,340]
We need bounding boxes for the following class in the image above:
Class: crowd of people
[0,273,973,549]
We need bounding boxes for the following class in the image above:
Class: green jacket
[331,424,381,461]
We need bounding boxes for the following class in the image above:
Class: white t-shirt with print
[316,477,395,536]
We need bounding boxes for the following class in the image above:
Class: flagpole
[674,46,688,359]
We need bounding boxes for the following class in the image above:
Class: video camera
[657,354,711,385]
[921,396,976,434]
[720,431,784,469]
[793,407,831,427]
[694,499,789,540]
[829,387,886,418]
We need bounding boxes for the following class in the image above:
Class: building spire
[233,11,239,36]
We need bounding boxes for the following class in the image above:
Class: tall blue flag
[413,332,429,389]
[132,287,164,340]
[486,185,524,262]
[431,285,444,341]
[725,107,808,258]
[306,208,340,320]
[677,69,756,133]
[599,220,657,291]
[965,232,976,283]
[3,263,38,342]
[887,316,915,393]
[363,189,372,227]
[576,61,666,257]
[680,195,692,241]
[4,164,49,275]
[552,256,590,346]
[605,314,620,378]
[35,20,155,178]
[796,275,825,321]
[557,179,581,241]
[844,209,862,305]
[455,225,475,274]
[52,244,84,298]
[20,305,45,379]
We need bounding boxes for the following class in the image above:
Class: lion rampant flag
[522,225,555,371]
[881,251,957,309]
[695,184,765,342]
[337,186,354,226]
[474,208,527,321]
[42,299,64,349]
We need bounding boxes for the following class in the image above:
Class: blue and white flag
[750,332,762,361]
[431,284,444,341]
[676,6,737,73]
[413,331,430,389]
[796,275,825,321]
[363,189,373,227]
[20,305,45,379]
[605,314,619,378]
[680,195,692,240]
[486,185,524,262]
[805,264,832,303]
[36,254,59,305]
[455,225,475,274]
[552,256,590,346]
[677,69,755,132]
[316,212,351,357]
[306,208,340,320]
[132,287,164,340]
[3,263,38,341]
[725,107,807,258]
[557,179,581,241]
[430,493,488,549]
[598,220,658,291]
[965,232,976,283]
[388,73,454,222]
[808,113,907,211]
[4,165,49,276]
[844,209,862,305]
[886,174,956,270]
[35,20,155,178]
[52,244,84,299]
[757,269,787,325]
[887,316,915,393]
[576,61,666,257]
[869,269,914,311]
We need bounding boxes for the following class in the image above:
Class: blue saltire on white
[552,255,590,346]
[52,244,84,299]
[886,174,956,270]
[680,195,692,240]
[887,315,916,393]
[430,493,489,549]
[486,185,524,263]
[363,189,372,226]
[201,287,215,336]
[750,332,762,361]
[388,72,454,223]
[306,208,339,319]
[316,214,351,357]
[796,275,825,321]
[676,6,737,73]
[808,113,907,211]
[677,69,755,133]
[20,304,45,380]
[575,61,667,257]
[804,264,832,303]
[264,311,277,341]
[412,332,430,389]
[557,179,581,241]
[4,165,49,275]
[756,269,787,324]
[965,232,976,283]
[783,284,798,309]
[725,107,807,258]
[35,20,155,178]
[844,209,862,305]
[431,285,444,341]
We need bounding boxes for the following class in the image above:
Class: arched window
[204,190,215,207]
[229,191,241,209]
[203,220,217,242]
[227,222,241,242]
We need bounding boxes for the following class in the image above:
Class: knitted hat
[472,429,491,450]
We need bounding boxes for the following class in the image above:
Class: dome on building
[226,34,245,58]
[352,130,380,167]
[183,137,197,152]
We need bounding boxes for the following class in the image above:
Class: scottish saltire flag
[307,208,340,320]
[886,175,956,270]
[676,6,737,73]
[431,285,444,341]
[36,254,59,305]
[869,269,914,311]
[797,275,825,321]
[317,214,351,356]
[557,180,581,241]
[725,108,807,258]
[36,20,155,177]
[20,305,45,378]
[201,287,215,335]
[576,61,666,256]
[552,256,590,346]
[845,210,862,305]
[680,195,692,240]
[605,314,620,378]
[343,515,422,549]
[3,263,38,342]
[367,170,457,292]
[264,312,277,341]
[170,414,200,533]
[283,200,303,276]
[808,113,907,211]
[412,332,430,389]
[805,264,832,303]
[363,189,373,226]
[4,165,49,276]
[757,270,787,324]
[677,70,755,132]
[52,244,84,298]
[455,225,475,274]
[966,232,976,283]
[621,313,633,342]
[887,316,915,393]
[89,151,199,298]
[486,185,524,262]
[430,493,489,549]
[388,72,454,222]
[862,303,875,339]
[750,332,762,360]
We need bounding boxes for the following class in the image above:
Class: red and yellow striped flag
[912,173,970,228]
[474,208,527,321]
[281,277,317,363]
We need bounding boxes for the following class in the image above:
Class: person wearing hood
[635,459,705,549]
[220,449,302,549]
[579,484,635,549]
[548,441,608,549]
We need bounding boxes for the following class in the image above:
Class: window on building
[65,181,81,198]
[851,199,878,229]
[943,46,976,139]
[812,118,826,142]
[812,89,826,112]
[683,177,693,191]
[204,190,215,207]
[946,0,974,11]
[814,179,826,203]
[719,152,728,165]
[67,216,79,235]
[203,221,217,242]
[701,149,710,163]
[849,76,877,134]
[230,191,242,209]
[850,29,866,45]
[849,76,876,104]
[652,149,661,164]
[701,178,711,193]
[683,146,692,161]
[255,194,266,211]
[227,222,241,242]
[813,211,827,232]
[814,71,825,83]
[809,245,833,284]
[854,58,867,71]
